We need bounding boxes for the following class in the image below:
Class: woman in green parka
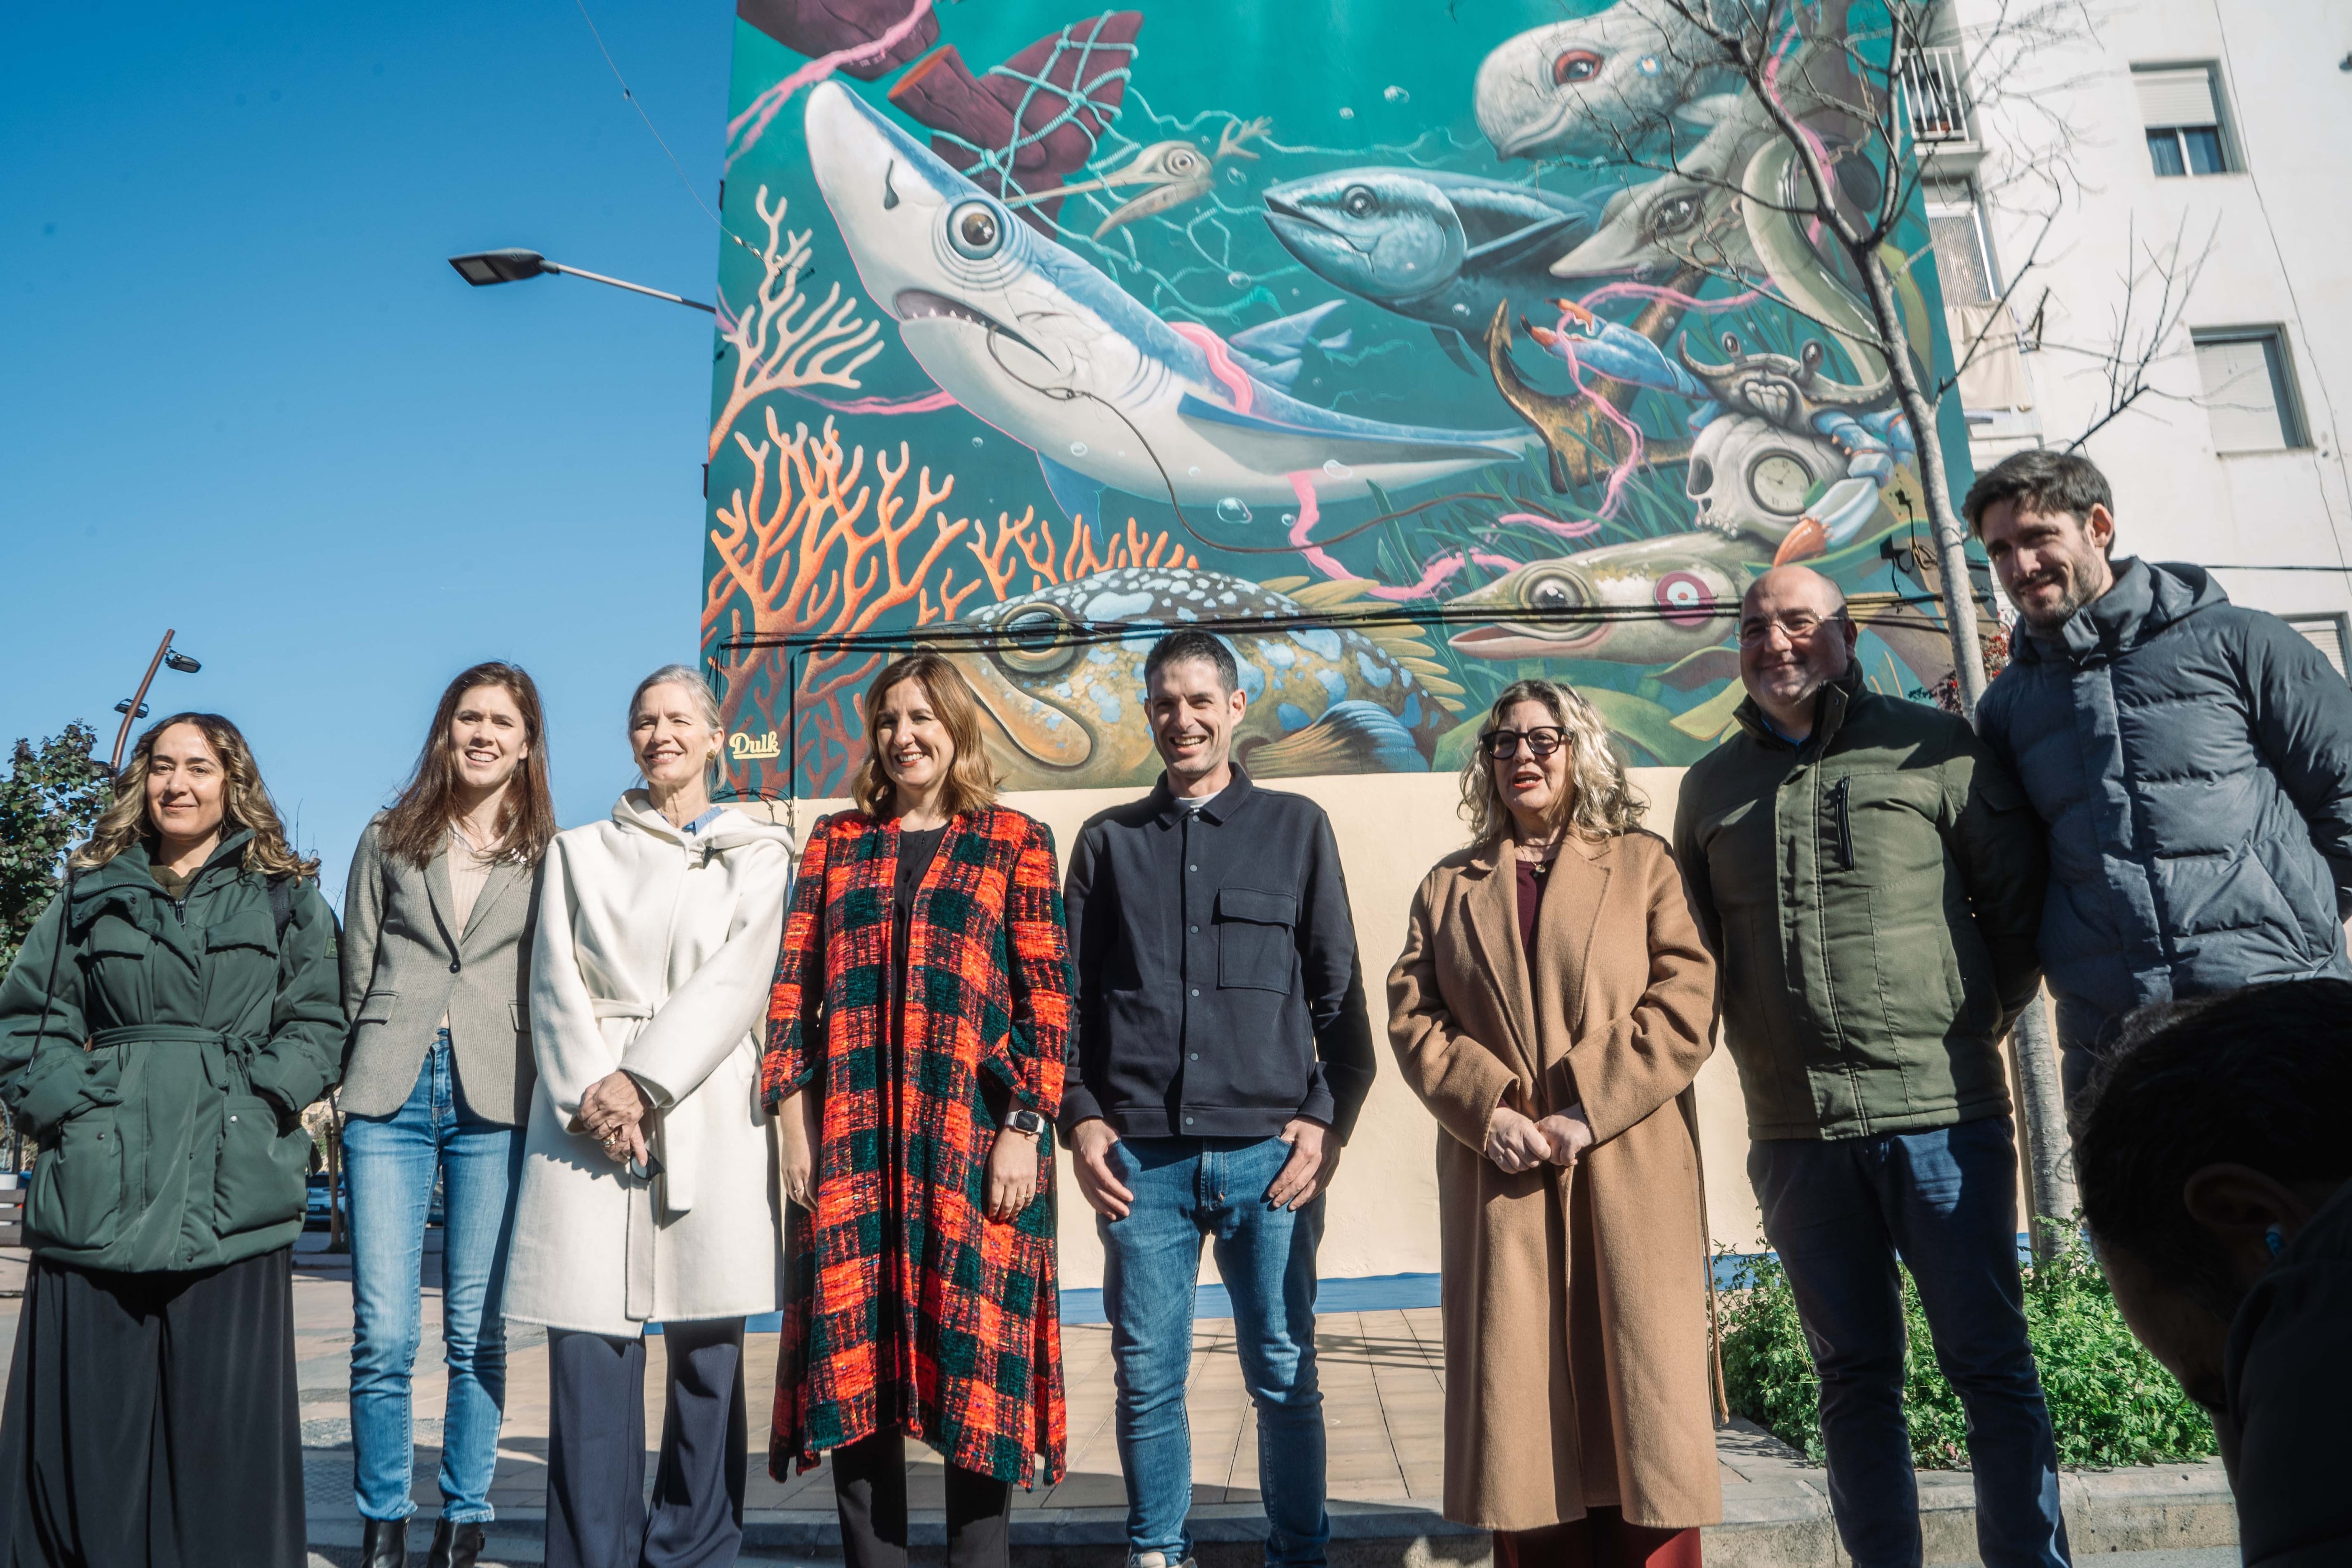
[0,713,344,1568]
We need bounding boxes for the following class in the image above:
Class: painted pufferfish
[943,568,1464,791]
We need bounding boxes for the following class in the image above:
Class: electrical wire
[569,0,760,259]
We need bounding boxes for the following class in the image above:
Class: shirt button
[1188,864,1198,872]
[1189,988,1200,997]
[1188,1053,1199,1061]
[1184,1117,1195,1126]
[1188,925,1199,933]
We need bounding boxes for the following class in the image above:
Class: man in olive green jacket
[1674,567,2069,1568]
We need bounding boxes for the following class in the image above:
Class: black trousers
[545,1318,747,1568]
[0,1247,303,1568]
[831,1426,1013,1568]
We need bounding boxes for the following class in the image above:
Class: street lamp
[108,629,201,774]
[446,248,716,315]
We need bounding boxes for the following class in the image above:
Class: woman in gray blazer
[339,662,559,1568]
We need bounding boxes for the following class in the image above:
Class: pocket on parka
[28,1102,125,1254]
[214,1094,309,1235]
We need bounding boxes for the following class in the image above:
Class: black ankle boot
[427,1519,485,1568]
[359,1517,408,1568]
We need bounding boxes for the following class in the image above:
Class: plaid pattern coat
[762,806,1072,1486]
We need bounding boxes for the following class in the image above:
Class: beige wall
[778,764,1794,1290]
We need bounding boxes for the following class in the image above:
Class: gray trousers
[545,1318,747,1568]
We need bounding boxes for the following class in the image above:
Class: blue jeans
[1100,1135,1327,1568]
[344,1030,525,1524]
[1748,1117,2069,1568]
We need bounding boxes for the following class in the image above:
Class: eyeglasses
[1737,612,1843,647]
[1480,727,1568,759]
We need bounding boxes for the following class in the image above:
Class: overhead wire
[568,0,761,261]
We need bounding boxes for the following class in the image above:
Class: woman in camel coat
[1388,678,1720,1568]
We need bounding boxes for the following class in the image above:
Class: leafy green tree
[0,724,111,977]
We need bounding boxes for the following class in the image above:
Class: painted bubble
[1228,271,1249,286]
[970,436,984,447]
[1322,459,1354,479]
[1069,441,1089,457]
[1338,106,1355,119]
[1383,84,1409,103]
[1216,497,1253,525]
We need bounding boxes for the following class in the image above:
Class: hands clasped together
[1484,1100,1595,1175]
[579,1069,654,1167]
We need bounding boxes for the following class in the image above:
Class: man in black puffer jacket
[1968,449,2352,1098]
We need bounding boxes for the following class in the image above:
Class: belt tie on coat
[589,997,667,1321]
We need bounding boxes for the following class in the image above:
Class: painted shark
[803,81,1534,523]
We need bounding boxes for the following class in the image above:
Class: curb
[307,1470,2235,1568]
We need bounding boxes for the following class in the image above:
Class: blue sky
[2,0,742,902]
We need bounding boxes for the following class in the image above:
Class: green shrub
[1719,1241,2216,1469]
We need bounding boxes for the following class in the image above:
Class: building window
[2193,330,2307,453]
[2282,614,2352,683]
[2135,65,2232,177]
[1924,180,1996,305]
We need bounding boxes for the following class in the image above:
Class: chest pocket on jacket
[81,918,153,1028]
[1216,887,1297,992]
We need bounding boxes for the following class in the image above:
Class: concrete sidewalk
[0,1238,2237,1566]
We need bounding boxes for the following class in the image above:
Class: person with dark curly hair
[2075,978,2352,1568]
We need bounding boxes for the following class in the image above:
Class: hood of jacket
[69,829,259,927]
[609,791,796,858]
[2013,557,2228,669]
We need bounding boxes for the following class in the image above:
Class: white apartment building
[1924,0,2352,668]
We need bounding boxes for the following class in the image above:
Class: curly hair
[1458,679,1646,846]
[73,713,318,878]
[851,654,1001,820]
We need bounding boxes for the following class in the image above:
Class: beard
[2014,570,2094,631]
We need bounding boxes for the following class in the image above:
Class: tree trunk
[1858,247,1990,714]
[2009,989,2079,1261]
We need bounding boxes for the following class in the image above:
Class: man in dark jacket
[1062,628,1375,1568]
[1968,449,2352,1095]
[1675,566,2067,1568]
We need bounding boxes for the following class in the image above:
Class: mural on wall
[702,0,1978,799]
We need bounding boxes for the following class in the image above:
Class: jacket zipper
[1828,776,1855,871]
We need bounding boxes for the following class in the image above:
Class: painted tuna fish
[802,81,1534,526]
[940,568,1463,790]
[1261,169,1598,372]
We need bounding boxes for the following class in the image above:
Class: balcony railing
[1900,45,1973,144]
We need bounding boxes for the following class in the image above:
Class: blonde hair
[851,654,1000,820]
[1458,679,1646,846]
[74,713,319,877]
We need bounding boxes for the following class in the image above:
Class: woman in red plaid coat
[763,653,1072,1568]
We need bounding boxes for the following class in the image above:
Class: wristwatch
[1003,1109,1049,1138]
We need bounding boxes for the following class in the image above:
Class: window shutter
[2297,619,2351,681]
[2135,67,2217,129]
[2195,337,2287,452]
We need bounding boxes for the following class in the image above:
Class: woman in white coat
[504,665,793,1568]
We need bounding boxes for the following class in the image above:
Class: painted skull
[1682,413,1851,540]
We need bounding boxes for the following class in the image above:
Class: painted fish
[1446,530,1761,670]
[1261,169,1598,370]
[1473,6,1741,164]
[1548,101,1770,282]
[803,80,1534,525]
[941,568,1463,790]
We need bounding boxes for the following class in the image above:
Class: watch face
[1748,451,1814,515]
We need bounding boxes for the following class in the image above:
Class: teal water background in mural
[700,0,1978,798]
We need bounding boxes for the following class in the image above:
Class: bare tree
[1521,0,2212,1251]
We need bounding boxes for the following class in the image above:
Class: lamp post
[446,249,716,315]
[108,630,202,774]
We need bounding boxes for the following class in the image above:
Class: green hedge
[1719,1242,2216,1469]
